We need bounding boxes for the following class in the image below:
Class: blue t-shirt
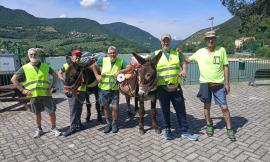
[96,56,128,69]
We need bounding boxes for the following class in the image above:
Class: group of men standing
[11,30,236,141]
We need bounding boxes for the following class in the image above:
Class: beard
[30,58,40,65]
[163,45,170,51]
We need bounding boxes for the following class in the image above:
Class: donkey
[83,68,102,123]
[119,52,162,134]
[64,56,102,123]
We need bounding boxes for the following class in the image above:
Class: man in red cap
[63,49,87,137]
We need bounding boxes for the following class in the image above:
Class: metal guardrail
[184,59,270,84]
[0,60,269,89]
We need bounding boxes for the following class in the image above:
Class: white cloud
[80,0,108,10]
[59,14,67,18]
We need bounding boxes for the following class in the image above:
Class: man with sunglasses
[182,31,236,141]
[11,48,61,138]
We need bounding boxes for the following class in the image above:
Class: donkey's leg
[94,88,103,123]
[134,96,139,113]
[138,100,145,135]
[151,96,161,134]
[85,94,92,123]
[125,95,132,118]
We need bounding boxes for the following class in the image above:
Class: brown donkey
[119,52,162,134]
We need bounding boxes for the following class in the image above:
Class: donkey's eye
[145,73,151,80]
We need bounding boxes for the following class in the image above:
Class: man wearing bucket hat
[182,30,236,141]
[63,49,87,137]
[151,33,198,141]
[11,48,61,138]
[92,46,132,133]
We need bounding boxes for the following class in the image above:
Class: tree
[221,0,270,35]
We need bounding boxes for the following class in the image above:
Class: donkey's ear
[151,51,162,65]
[132,52,147,65]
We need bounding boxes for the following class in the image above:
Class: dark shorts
[98,89,119,107]
[29,96,56,114]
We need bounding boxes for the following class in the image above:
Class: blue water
[45,55,270,90]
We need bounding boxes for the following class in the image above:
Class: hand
[225,83,230,95]
[180,70,187,78]
[50,87,57,93]
[113,72,120,78]
[22,89,31,95]
[96,75,101,81]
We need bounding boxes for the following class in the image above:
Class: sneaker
[227,129,236,141]
[33,129,44,139]
[181,132,198,141]
[112,122,119,133]
[104,124,112,133]
[206,124,214,137]
[163,129,173,140]
[63,128,76,137]
[50,128,62,137]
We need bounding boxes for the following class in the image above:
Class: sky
[0,0,233,40]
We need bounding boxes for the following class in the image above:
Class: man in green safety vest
[58,55,72,83]
[152,33,198,141]
[92,46,132,133]
[11,48,61,138]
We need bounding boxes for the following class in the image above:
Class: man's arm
[92,63,101,81]
[58,69,65,82]
[224,65,230,94]
[180,61,187,78]
[11,74,31,95]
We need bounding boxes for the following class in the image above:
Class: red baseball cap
[72,49,82,57]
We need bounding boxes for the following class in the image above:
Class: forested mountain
[178,17,242,54]
[103,22,160,50]
[0,5,159,57]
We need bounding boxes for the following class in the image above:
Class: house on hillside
[235,36,256,50]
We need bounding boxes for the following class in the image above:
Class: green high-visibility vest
[155,49,181,86]
[98,57,123,90]
[63,63,86,92]
[23,63,51,98]
[63,63,69,71]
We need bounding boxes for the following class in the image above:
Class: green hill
[178,17,242,54]
[102,22,160,50]
[0,5,158,56]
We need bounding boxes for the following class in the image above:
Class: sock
[106,118,111,125]
[51,125,56,130]
[112,120,117,125]
[38,126,42,130]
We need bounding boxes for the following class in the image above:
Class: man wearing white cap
[151,33,198,141]
[182,31,236,141]
[11,48,61,138]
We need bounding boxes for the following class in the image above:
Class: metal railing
[1,60,270,89]
[184,59,270,84]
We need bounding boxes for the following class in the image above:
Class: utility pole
[208,17,214,31]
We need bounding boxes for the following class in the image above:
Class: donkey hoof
[98,118,103,124]
[155,128,161,134]
[139,128,145,135]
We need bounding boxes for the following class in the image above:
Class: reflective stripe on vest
[98,57,123,90]
[155,49,181,85]
[23,63,51,97]
[63,63,86,92]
